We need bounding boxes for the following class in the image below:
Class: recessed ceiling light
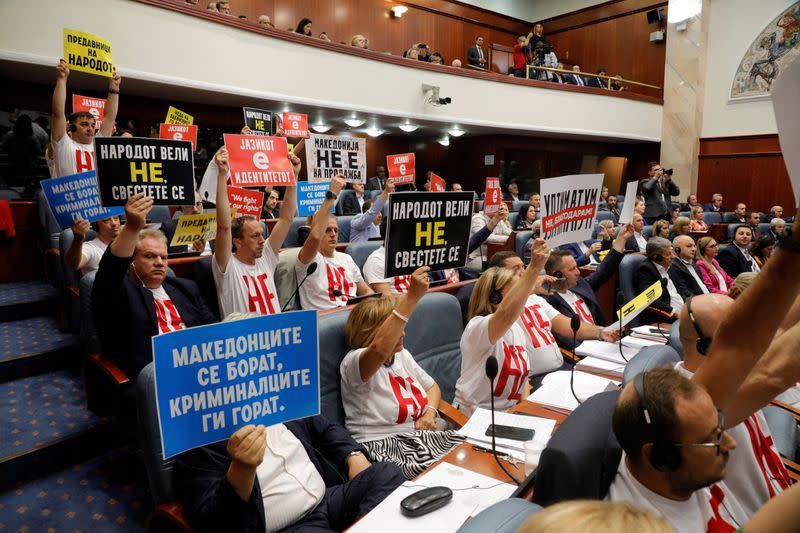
[365,128,384,137]
[437,137,450,146]
[448,127,465,137]
[310,123,331,133]
[344,118,365,128]
[399,123,419,132]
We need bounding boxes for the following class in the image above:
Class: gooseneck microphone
[616,291,629,363]
[282,262,317,312]
[654,278,671,342]
[485,356,521,485]
[569,315,582,406]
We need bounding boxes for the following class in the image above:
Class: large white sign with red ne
[539,173,603,249]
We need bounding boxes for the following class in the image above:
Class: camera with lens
[663,168,674,176]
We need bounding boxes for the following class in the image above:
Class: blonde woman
[351,34,367,49]
[671,216,691,237]
[652,219,670,239]
[695,236,734,294]
[518,500,673,533]
[689,206,708,232]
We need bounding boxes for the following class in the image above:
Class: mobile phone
[485,424,535,441]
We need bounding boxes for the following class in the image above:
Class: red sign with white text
[227,186,265,218]
[159,123,198,150]
[281,112,309,138]
[72,94,106,129]
[387,153,415,185]
[430,173,446,192]
[224,134,296,187]
[484,177,502,215]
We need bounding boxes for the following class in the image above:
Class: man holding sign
[51,59,121,177]
[64,215,120,276]
[387,153,417,191]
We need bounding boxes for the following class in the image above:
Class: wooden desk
[707,223,729,243]
[579,265,618,325]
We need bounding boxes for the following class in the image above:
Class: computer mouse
[400,486,453,517]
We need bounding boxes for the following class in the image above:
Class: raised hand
[71,219,90,240]
[109,67,121,91]
[528,238,550,271]
[56,58,70,80]
[124,193,154,231]
[227,425,267,468]
[330,175,346,196]
[407,266,431,302]
[289,139,304,176]
[214,147,229,175]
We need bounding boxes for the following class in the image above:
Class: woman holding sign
[340,266,464,478]
[454,239,550,416]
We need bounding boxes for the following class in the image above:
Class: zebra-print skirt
[363,430,465,479]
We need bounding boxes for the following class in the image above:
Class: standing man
[467,36,487,69]
[599,195,621,223]
[641,162,680,222]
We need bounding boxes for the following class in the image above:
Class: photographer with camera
[641,161,680,223]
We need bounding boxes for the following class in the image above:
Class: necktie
[478,47,483,60]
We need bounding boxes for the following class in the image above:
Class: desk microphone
[654,278,671,342]
[616,291,629,363]
[281,262,317,312]
[485,356,521,485]
[568,315,582,406]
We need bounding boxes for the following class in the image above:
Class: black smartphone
[485,424,535,441]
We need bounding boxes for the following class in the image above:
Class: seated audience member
[552,63,566,83]
[467,36,487,68]
[732,202,747,224]
[634,199,646,220]
[160,191,210,255]
[671,216,691,237]
[416,44,431,62]
[560,238,604,267]
[729,272,757,299]
[366,166,387,191]
[340,181,366,215]
[596,219,616,243]
[451,182,463,192]
[296,176,372,309]
[529,192,541,215]
[747,211,761,239]
[211,147,299,317]
[92,194,216,384]
[519,500,673,533]
[598,195,621,223]
[173,415,404,533]
[453,240,550,416]
[681,194,699,212]
[261,189,280,219]
[598,187,610,203]
[515,204,537,230]
[765,205,789,223]
[669,235,709,298]
[689,206,708,232]
[634,237,684,320]
[703,193,725,212]
[206,2,217,11]
[652,219,671,239]
[318,32,331,42]
[564,65,586,86]
[351,34,367,48]
[65,216,121,276]
[625,213,648,253]
[216,1,231,14]
[717,225,759,277]
[350,179,393,242]
[257,14,273,28]
[512,34,531,78]
[504,181,522,202]
[296,18,312,36]
[341,268,463,478]
[469,209,512,261]
[695,236,735,295]
[363,246,410,296]
[750,235,775,269]
[429,52,444,65]
[451,59,462,68]
[671,205,681,223]
[467,203,512,269]
[768,217,785,241]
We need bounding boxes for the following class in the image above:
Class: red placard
[227,186,265,218]
[72,94,106,129]
[159,123,198,150]
[483,177,502,215]
[281,112,309,138]
[387,153,415,185]
[223,134,296,187]
[430,173,446,192]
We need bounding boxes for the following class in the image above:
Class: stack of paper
[630,325,670,343]
[575,340,639,364]
[457,408,555,461]
[575,356,626,378]
[621,335,664,350]
[527,370,620,411]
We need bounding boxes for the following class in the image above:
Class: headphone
[69,122,77,133]
[652,253,663,263]
[674,246,681,256]
[634,371,682,472]
[488,267,503,305]
[552,270,564,280]
[685,296,712,355]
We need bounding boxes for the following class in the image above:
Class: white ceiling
[457,0,606,23]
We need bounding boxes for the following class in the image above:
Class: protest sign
[72,95,106,129]
[385,192,473,277]
[607,280,663,330]
[297,181,334,217]
[224,134,295,187]
[539,174,603,249]
[618,181,638,225]
[281,112,309,138]
[430,173,446,192]
[159,124,198,150]
[63,28,113,77]
[165,106,194,125]
[772,55,800,206]
[170,212,220,247]
[227,186,264,218]
[153,311,319,458]
[387,153,415,185]
[94,137,196,206]
[41,171,124,229]
[306,133,366,184]
[483,177,502,216]
[243,107,273,136]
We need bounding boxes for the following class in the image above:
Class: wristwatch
[347,450,364,459]
[325,191,337,200]
[108,88,120,94]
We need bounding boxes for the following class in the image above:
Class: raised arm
[297,175,345,264]
[99,68,121,137]
[51,59,69,143]
[212,148,232,273]
[64,219,91,271]
[266,140,303,255]
[110,194,153,258]
[351,179,393,231]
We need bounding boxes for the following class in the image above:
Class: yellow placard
[165,106,194,126]
[63,28,114,77]
[170,213,218,247]
[616,280,663,320]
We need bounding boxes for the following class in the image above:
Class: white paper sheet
[771,57,800,208]
[575,356,626,378]
[347,463,516,533]
[457,408,556,458]
[622,335,665,349]
[527,370,620,411]
[618,180,639,224]
[575,340,640,364]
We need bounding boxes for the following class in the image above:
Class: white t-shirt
[212,249,281,319]
[340,347,435,442]
[80,238,108,276]
[257,423,325,533]
[148,286,186,334]
[558,290,595,324]
[516,295,563,375]
[454,315,529,416]
[363,246,411,295]
[52,133,95,178]
[606,453,746,533]
[295,251,364,310]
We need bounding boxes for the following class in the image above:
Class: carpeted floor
[0,281,58,307]
[0,316,78,363]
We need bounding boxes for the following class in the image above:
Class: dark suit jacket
[340,194,364,216]
[640,178,680,219]
[625,235,643,253]
[668,259,706,300]
[633,260,676,318]
[703,203,726,213]
[366,176,385,191]
[92,248,216,381]
[559,239,611,267]
[586,76,605,88]
[173,416,371,533]
[261,206,280,219]
[467,45,485,67]
[717,245,752,279]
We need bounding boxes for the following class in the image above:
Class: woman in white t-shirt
[454,238,551,416]
[340,266,463,478]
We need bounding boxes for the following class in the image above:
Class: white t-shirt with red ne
[454,314,529,416]
[558,290,595,324]
[148,286,186,334]
[212,249,281,319]
[295,251,364,310]
[340,347,435,443]
[363,246,411,295]
[606,453,747,533]
[52,133,95,177]
[516,294,564,375]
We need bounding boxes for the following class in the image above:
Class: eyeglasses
[673,410,726,455]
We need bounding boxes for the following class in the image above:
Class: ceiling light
[365,128,384,137]
[344,118,365,128]
[391,6,408,18]
[399,123,419,132]
[437,137,450,146]
[448,127,465,137]
[310,123,331,133]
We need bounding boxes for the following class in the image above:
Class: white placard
[540,173,604,248]
[305,133,366,184]
[484,154,495,165]
[772,57,800,207]
[618,180,639,224]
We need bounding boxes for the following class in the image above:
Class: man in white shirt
[669,235,709,299]
[633,237,684,321]
[296,175,373,310]
[625,213,648,253]
[211,146,299,318]
[363,245,411,296]
[349,179,394,243]
[718,225,760,277]
[50,59,121,177]
[64,215,121,276]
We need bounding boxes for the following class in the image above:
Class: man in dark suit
[703,193,726,213]
[747,211,761,240]
[718,225,759,277]
[633,237,684,323]
[366,166,387,191]
[668,235,709,299]
[624,213,648,253]
[586,69,607,88]
[339,182,366,215]
[467,36,487,68]
[559,239,606,267]
[640,162,679,222]
[730,203,747,224]
[598,194,621,223]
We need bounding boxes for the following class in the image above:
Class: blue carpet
[0,316,78,363]
[0,281,58,307]
[0,369,106,459]
[0,448,149,532]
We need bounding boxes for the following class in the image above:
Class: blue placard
[297,180,334,217]
[41,171,124,229]
[152,311,320,458]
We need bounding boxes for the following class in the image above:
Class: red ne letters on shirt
[494,343,527,401]
[154,298,185,334]
[327,264,354,303]
[393,275,411,293]
[707,485,736,533]
[444,269,460,284]
[743,416,791,495]
[75,149,95,173]
[520,304,557,347]
[388,373,428,423]
[574,298,594,324]
[242,273,278,315]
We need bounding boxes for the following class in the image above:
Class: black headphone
[69,122,77,133]
[488,267,503,305]
[552,270,564,280]
[652,254,663,263]
[634,371,682,472]
[674,246,681,256]
[685,296,712,355]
